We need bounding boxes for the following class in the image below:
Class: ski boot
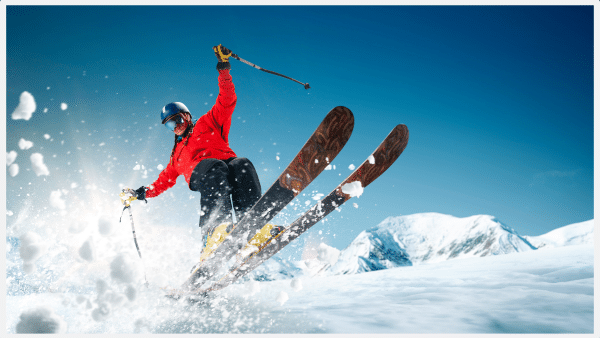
[198,222,235,263]
[236,223,284,262]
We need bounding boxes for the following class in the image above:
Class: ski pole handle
[230,53,310,90]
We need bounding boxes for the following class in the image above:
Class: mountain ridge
[245,213,593,281]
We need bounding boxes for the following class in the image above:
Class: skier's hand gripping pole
[215,44,310,89]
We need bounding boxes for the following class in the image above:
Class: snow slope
[6,243,593,333]
[245,243,593,334]
[5,213,594,334]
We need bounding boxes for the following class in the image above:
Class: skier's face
[165,113,191,136]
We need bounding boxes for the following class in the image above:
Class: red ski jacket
[146,69,237,198]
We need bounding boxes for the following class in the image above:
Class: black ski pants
[189,157,261,232]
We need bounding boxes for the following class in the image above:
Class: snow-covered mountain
[327,213,536,275]
[524,219,594,249]
[244,213,593,280]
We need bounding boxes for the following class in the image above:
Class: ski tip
[394,124,409,141]
[330,106,355,125]
[331,105,351,112]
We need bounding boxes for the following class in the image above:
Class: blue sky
[6,6,593,258]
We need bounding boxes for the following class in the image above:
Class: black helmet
[161,102,190,124]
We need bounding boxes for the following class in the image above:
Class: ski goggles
[164,114,186,131]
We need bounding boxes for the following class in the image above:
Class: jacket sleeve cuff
[216,61,231,70]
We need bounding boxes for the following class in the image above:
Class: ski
[180,106,354,291]
[197,124,409,293]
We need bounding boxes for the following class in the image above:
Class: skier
[132,44,262,249]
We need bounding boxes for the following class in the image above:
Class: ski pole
[230,53,310,90]
[119,189,149,288]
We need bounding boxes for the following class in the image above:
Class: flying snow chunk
[91,303,111,322]
[50,190,66,209]
[19,232,47,274]
[276,291,289,306]
[317,243,341,266]
[110,254,139,284]
[79,239,95,261]
[125,284,137,301]
[19,138,34,150]
[44,134,51,140]
[31,153,50,176]
[349,164,356,170]
[16,307,67,333]
[134,318,150,333]
[157,164,164,170]
[96,279,108,296]
[291,279,303,292]
[368,155,375,164]
[312,193,324,201]
[61,102,68,111]
[7,151,17,166]
[98,216,114,236]
[341,181,364,198]
[12,91,37,120]
[244,280,261,296]
[9,164,19,177]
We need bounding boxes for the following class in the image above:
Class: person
[134,44,262,248]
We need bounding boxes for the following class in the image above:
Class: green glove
[213,44,232,70]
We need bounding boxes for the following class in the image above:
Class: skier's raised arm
[196,44,237,142]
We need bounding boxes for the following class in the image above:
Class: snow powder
[110,254,139,284]
[9,164,19,177]
[317,243,341,266]
[245,280,261,296]
[19,232,47,274]
[276,291,289,306]
[98,216,114,236]
[16,307,66,333]
[312,193,324,200]
[341,181,364,198]
[31,153,50,176]
[291,279,303,292]
[79,239,95,261]
[49,190,66,210]
[7,150,17,166]
[125,284,137,301]
[19,138,34,150]
[12,91,37,120]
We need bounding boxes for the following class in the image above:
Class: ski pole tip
[304,83,310,90]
